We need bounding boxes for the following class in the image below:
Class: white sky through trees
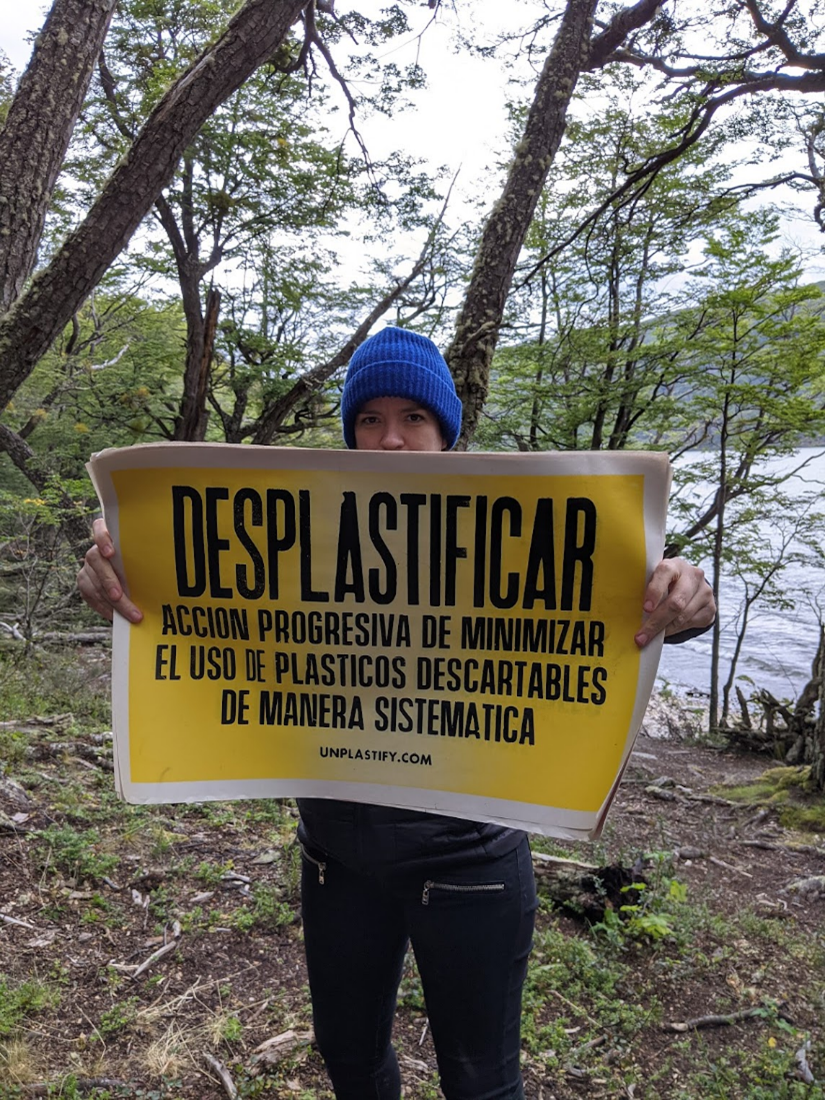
[0,3,510,207]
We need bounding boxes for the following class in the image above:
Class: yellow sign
[88,444,670,840]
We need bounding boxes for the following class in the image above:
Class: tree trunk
[0,0,307,412]
[445,0,663,448]
[0,0,117,312]
[529,269,550,451]
[709,365,734,731]
[175,285,220,441]
[809,627,825,789]
[446,0,598,448]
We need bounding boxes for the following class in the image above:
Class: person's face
[353,396,446,452]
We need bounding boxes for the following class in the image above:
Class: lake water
[656,447,825,704]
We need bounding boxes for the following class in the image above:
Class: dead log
[36,630,112,645]
[0,712,75,728]
[0,628,111,646]
[531,855,645,922]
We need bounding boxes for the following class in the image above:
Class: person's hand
[635,558,715,648]
[77,518,143,624]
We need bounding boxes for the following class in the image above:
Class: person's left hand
[635,558,716,648]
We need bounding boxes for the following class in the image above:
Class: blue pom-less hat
[341,327,462,450]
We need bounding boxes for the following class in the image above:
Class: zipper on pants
[422,880,505,906]
[299,842,326,885]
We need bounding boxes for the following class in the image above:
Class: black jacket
[298,798,524,875]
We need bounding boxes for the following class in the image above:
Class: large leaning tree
[0,0,306,519]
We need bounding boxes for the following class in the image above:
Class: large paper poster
[88,444,670,840]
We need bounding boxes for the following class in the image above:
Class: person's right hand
[77,517,143,623]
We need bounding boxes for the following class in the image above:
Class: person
[78,327,715,1100]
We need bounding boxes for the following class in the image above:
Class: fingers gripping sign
[635,557,716,648]
[77,517,143,624]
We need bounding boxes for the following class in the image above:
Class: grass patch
[97,996,141,1038]
[0,649,109,729]
[668,1035,819,1099]
[34,824,121,883]
[523,919,661,1061]
[0,727,28,769]
[0,975,60,1037]
[779,803,825,832]
[232,883,297,932]
[712,765,825,831]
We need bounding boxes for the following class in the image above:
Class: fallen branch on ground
[662,1001,788,1032]
[203,1053,238,1099]
[250,1028,315,1067]
[709,856,753,878]
[684,793,736,806]
[531,852,597,873]
[796,1039,816,1084]
[109,920,181,978]
[742,839,825,857]
[0,912,37,929]
[132,938,178,979]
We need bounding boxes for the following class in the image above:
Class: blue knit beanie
[341,327,462,450]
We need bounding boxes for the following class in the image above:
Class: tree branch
[250,193,455,445]
[742,0,825,68]
[307,16,374,173]
[586,0,664,69]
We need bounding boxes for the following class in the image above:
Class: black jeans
[300,832,536,1100]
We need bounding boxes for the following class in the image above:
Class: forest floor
[1,650,824,1099]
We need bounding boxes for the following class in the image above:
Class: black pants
[300,834,536,1100]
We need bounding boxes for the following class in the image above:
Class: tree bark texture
[0,0,307,414]
[175,286,221,441]
[446,0,599,448]
[0,0,117,313]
